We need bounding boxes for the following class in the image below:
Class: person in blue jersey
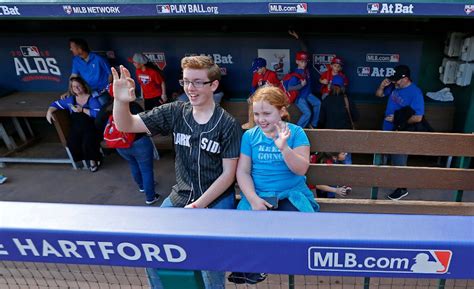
[46,77,102,172]
[375,65,424,200]
[228,86,319,285]
[287,51,321,128]
[288,30,321,128]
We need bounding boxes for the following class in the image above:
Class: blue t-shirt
[287,68,311,99]
[383,83,424,131]
[71,52,111,92]
[241,123,310,193]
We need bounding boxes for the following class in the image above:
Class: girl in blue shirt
[237,86,319,212]
[229,86,319,285]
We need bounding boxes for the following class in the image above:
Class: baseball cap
[127,53,149,64]
[331,57,344,66]
[251,57,267,72]
[388,65,410,81]
[331,75,345,87]
[295,51,309,61]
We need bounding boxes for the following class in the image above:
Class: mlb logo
[312,54,335,75]
[367,3,380,14]
[156,5,171,14]
[63,5,72,14]
[411,250,451,274]
[390,54,400,63]
[296,3,308,13]
[143,52,167,70]
[357,66,371,76]
[20,46,40,57]
[465,5,474,15]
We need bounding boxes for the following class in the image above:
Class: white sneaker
[0,175,7,184]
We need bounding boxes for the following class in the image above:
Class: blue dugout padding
[0,201,473,279]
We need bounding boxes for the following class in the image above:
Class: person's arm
[273,122,310,176]
[111,66,148,133]
[161,81,167,102]
[407,88,424,124]
[236,154,271,210]
[288,30,308,52]
[319,71,329,85]
[83,97,101,118]
[376,78,391,97]
[188,158,238,208]
[407,115,423,124]
[46,107,58,124]
[315,185,349,197]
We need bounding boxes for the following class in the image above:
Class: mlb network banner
[0,3,472,17]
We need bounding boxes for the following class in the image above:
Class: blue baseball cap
[331,75,345,87]
[252,57,267,72]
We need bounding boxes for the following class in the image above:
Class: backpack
[281,72,305,103]
[103,115,135,149]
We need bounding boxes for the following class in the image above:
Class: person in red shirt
[128,53,167,111]
[251,57,282,93]
[319,57,349,99]
[242,57,282,129]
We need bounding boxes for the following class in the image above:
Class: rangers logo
[63,5,72,15]
[367,3,380,14]
[308,247,452,274]
[156,5,171,14]
[312,54,336,75]
[143,52,166,70]
[465,5,474,15]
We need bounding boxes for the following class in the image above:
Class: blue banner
[0,3,473,18]
[0,202,473,279]
[0,35,423,99]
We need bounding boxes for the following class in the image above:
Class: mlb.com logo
[156,5,171,14]
[465,5,474,15]
[268,3,307,14]
[308,247,452,274]
[367,3,380,14]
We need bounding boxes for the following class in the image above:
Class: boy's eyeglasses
[179,79,214,88]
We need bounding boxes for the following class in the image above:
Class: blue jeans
[116,137,156,202]
[147,192,235,289]
[391,154,408,166]
[296,94,321,128]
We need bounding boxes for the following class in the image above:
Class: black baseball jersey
[140,101,241,207]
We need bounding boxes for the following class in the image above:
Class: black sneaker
[387,188,408,200]
[244,273,267,284]
[228,272,246,284]
[145,194,161,205]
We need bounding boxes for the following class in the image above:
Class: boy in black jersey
[112,56,241,289]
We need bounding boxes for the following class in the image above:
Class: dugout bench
[0,91,77,168]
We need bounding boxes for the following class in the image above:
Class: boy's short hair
[181,56,221,82]
[69,38,90,53]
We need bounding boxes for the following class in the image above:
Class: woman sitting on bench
[46,77,102,172]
